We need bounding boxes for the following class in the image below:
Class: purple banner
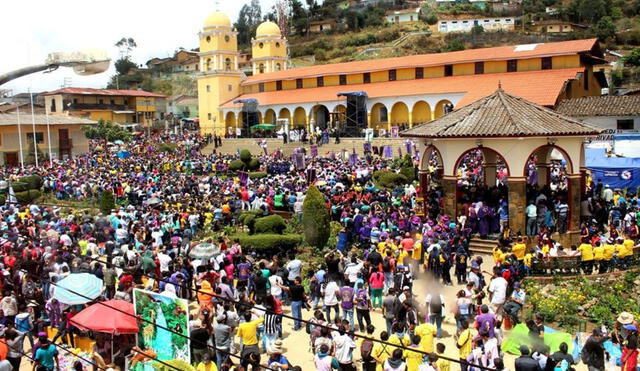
[383,146,393,159]
[239,171,249,186]
[295,152,305,170]
[310,145,318,158]
[363,142,372,153]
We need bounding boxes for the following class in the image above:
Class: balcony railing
[66,103,126,111]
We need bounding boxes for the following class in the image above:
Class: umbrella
[250,124,276,131]
[53,273,103,305]
[189,243,218,260]
[144,197,162,206]
[70,300,138,335]
[114,140,125,145]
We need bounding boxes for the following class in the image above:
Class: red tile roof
[401,88,602,138]
[242,38,599,85]
[221,68,584,109]
[42,87,166,98]
[555,95,640,116]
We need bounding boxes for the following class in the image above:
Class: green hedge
[254,214,286,234]
[19,175,43,190]
[10,182,29,192]
[14,190,41,204]
[240,149,252,163]
[373,170,409,189]
[249,172,267,179]
[400,167,416,182]
[229,160,244,171]
[302,186,330,249]
[233,233,303,251]
[158,143,178,153]
[238,210,263,234]
[248,158,260,171]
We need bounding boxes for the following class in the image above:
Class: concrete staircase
[469,238,499,255]
[207,138,412,157]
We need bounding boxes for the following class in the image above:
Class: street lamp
[0,49,111,86]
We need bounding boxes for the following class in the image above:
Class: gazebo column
[580,167,588,198]
[442,175,457,218]
[507,176,527,236]
[484,150,497,187]
[567,173,582,243]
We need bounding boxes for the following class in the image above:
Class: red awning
[70,300,138,335]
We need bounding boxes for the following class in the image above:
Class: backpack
[382,257,392,272]
[361,339,374,361]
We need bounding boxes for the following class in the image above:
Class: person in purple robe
[477,205,490,238]
[467,208,478,234]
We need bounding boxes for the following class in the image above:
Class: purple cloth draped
[364,142,372,153]
[294,153,305,170]
[383,146,393,158]
[310,145,318,158]
[328,152,336,160]
[239,171,249,186]
[349,150,358,166]
[404,140,412,155]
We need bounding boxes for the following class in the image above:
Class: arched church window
[225,58,232,71]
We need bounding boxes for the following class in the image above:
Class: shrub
[0,195,5,205]
[19,175,43,190]
[99,190,116,215]
[239,149,252,163]
[249,172,267,179]
[229,160,244,172]
[158,143,178,153]
[254,215,286,234]
[374,170,409,189]
[233,233,303,251]
[9,182,29,192]
[28,190,42,202]
[248,158,261,171]
[302,186,330,249]
[400,166,416,182]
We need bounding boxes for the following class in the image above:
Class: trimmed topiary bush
[249,172,267,179]
[229,160,244,172]
[302,186,330,249]
[99,190,116,215]
[238,210,263,234]
[234,233,303,251]
[9,182,29,192]
[158,143,178,153]
[19,175,43,190]
[254,214,286,234]
[248,158,261,171]
[240,149,252,163]
[400,166,415,182]
[373,170,409,189]
[28,190,42,202]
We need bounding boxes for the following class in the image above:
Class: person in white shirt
[332,326,356,369]
[157,250,172,273]
[343,256,362,284]
[286,256,302,284]
[488,267,508,319]
[322,278,340,323]
[268,274,283,299]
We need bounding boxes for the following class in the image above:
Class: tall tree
[290,0,309,35]
[276,0,291,38]
[115,37,137,59]
[235,0,263,46]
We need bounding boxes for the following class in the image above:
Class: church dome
[255,21,281,38]
[203,11,231,29]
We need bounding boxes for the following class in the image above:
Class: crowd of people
[0,130,634,371]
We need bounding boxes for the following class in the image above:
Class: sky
[1,0,277,95]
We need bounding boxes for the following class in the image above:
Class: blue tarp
[117,151,131,159]
[586,148,640,190]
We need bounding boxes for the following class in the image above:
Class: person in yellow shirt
[196,353,218,371]
[404,335,424,371]
[512,238,526,261]
[412,240,422,261]
[593,241,605,274]
[523,253,533,276]
[456,320,473,368]
[622,236,636,268]
[603,239,616,273]
[414,321,437,354]
[435,343,450,371]
[492,246,505,265]
[237,312,264,356]
[372,331,393,371]
[578,238,594,274]
[397,249,409,267]
[388,323,411,354]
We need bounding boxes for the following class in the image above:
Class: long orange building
[196,11,607,136]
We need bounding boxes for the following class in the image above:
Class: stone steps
[469,237,499,255]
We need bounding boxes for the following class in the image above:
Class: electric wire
[81,253,497,370]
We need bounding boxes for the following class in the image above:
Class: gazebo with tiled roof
[401,87,602,243]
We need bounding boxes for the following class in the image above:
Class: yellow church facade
[197,10,608,136]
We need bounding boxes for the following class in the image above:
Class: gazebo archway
[523,144,574,235]
[278,108,291,122]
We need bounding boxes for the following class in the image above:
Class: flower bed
[523,270,640,332]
